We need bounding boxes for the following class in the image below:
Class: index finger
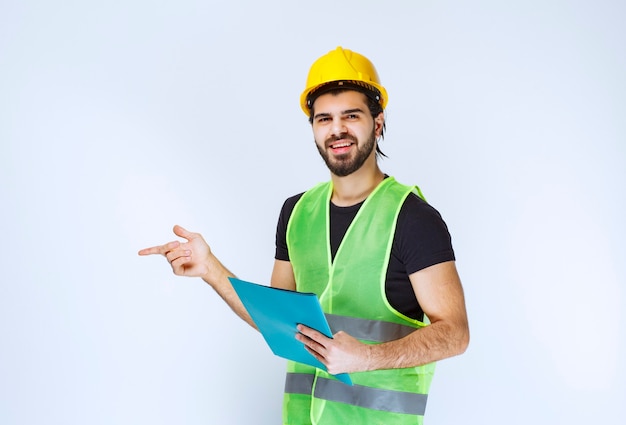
[297,324,328,341]
[138,240,180,256]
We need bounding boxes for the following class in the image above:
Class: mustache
[325,133,358,147]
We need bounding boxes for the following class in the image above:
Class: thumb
[173,224,195,241]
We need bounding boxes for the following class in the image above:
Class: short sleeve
[274,193,303,261]
[394,193,455,275]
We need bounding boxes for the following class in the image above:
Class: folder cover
[229,277,352,385]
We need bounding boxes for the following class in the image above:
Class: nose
[330,116,347,138]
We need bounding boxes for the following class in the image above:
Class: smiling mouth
[330,141,354,149]
[328,141,354,156]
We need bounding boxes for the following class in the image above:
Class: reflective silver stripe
[325,314,417,343]
[314,377,428,416]
[284,372,314,395]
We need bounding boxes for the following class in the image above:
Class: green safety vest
[283,177,436,425]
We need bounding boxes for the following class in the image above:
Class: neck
[330,159,385,207]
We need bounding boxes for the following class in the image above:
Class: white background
[1,1,624,424]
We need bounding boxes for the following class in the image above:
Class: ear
[374,112,385,138]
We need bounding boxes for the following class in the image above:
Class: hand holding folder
[229,277,352,385]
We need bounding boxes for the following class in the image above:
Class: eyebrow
[313,108,366,120]
[343,108,365,115]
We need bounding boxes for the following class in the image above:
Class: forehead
[311,90,369,113]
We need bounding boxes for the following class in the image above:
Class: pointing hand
[138,225,212,278]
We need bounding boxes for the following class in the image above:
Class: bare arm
[270,259,296,291]
[297,260,469,374]
[367,260,469,368]
[138,225,257,329]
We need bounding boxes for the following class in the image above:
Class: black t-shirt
[275,186,455,321]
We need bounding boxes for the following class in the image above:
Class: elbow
[432,319,470,359]
[458,335,469,356]
[455,322,470,356]
[441,319,469,357]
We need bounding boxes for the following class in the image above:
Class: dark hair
[307,88,387,158]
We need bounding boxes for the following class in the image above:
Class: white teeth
[332,142,351,148]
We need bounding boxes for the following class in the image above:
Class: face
[311,90,383,177]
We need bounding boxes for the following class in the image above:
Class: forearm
[366,320,469,371]
[139,225,259,330]
[201,258,258,331]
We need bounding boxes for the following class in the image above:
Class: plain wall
[1,1,624,423]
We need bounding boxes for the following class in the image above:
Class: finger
[138,240,180,256]
[165,247,191,264]
[303,345,327,364]
[170,255,192,274]
[297,324,326,342]
[298,333,328,359]
[297,328,328,351]
[138,246,161,256]
[173,225,196,241]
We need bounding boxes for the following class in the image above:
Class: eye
[316,116,331,123]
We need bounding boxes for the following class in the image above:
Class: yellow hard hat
[300,46,388,116]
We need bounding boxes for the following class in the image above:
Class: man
[139,46,469,424]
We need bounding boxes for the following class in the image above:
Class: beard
[315,128,376,177]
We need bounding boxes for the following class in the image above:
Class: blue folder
[229,277,352,385]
